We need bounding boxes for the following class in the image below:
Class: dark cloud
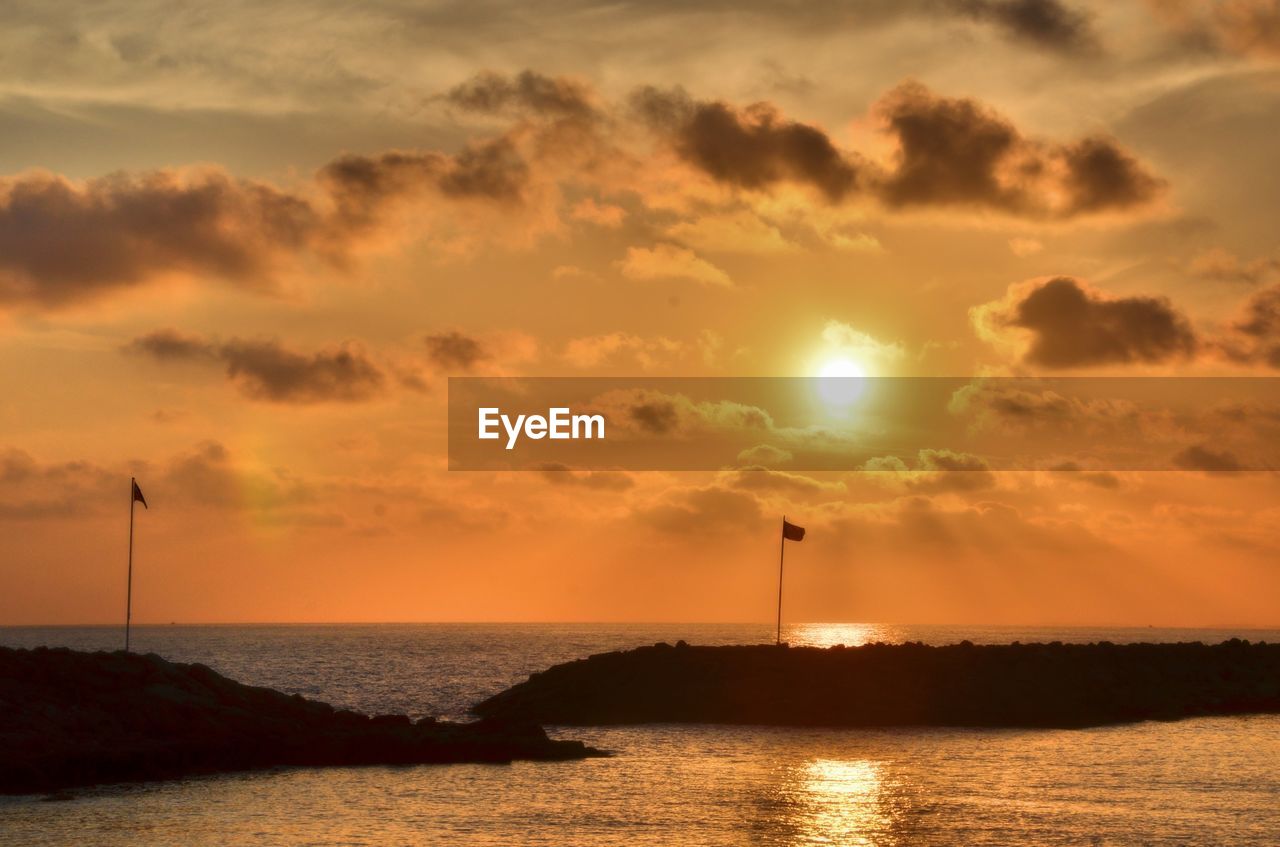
[875,83,1021,210]
[446,70,599,119]
[127,331,387,403]
[1172,444,1247,472]
[957,0,1098,52]
[417,1,1100,53]
[126,328,219,361]
[318,136,528,231]
[0,137,535,311]
[0,121,545,312]
[1058,136,1166,215]
[1219,283,1280,367]
[635,80,1160,218]
[1,71,1158,313]
[219,340,386,403]
[631,86,864,202]
[437,137,529,201]
[424,331,489,371]
[317,151,448,234]
[876,83,1163,218]
[0,169,317,308]
[987,277,1197,368]
[629,399,681,434]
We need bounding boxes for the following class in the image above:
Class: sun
[815,357,868,408]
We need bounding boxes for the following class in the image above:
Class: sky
[2,0,1280,625]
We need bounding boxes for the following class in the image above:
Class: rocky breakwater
[1,646,604,795]
[473,639,1280,728]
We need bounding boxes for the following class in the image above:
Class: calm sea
[2,623,1279,846]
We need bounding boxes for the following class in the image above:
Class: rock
[0,646,605,795]
[472,641,1280,729]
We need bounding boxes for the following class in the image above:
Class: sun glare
[816,358,868,408]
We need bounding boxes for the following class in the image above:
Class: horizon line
[4,620,1280,629]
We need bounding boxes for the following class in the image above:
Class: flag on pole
[782,519,805,541]
[132,480,148,510]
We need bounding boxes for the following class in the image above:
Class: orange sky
[2,0,1280,625]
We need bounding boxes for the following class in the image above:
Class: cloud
[126,330,387,403]
[632,86,865,202]
[665,209,797,254]
[1218,283,1280,366]
[974,277,1198,367]
[633,80,1161,221]
[949,381,1152,435]
[569,197,627,228]
[0,72,1163,313]
[957,0,1099,52]
[0,441,320,522]
[561,332,685,369]
[127,328,219,361]
[1191,248,1280,285]
[875,82,1164,218]
[617,243,732,287]
[638,484,763,535]
[424,331,489,371]
[860,449,997,493]
[320,135,529,225]
[437,137,531,202]
[819,321,906,367]
[445,69,600,120]
[736,444,794,466]
[535,463,635,491]
[0,447,115,520]
[591,390,774,438]
[0,169,317,308]
[629,399,681,435]
[1009,237,1044,257]
[727,468,846,496]
[911,449,999,492]
[0,138,536,310]
[220,340,386,403]
[1147,0,1280,60]
[1048,461,1122,489]
[1172,443,1247,471]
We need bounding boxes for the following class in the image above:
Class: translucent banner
[447,377,1280,472]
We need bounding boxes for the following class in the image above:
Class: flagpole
[126,476,135,653]
[776,515,786,646]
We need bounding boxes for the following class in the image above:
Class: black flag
[782,519,805,541]
[132,479,148,510]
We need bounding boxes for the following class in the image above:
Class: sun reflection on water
[785,623,902,649]
[787,758,897,847]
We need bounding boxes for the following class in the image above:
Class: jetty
[1,646,602,795]
[473,640,1280,728]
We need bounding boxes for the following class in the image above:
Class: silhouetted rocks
[0,646,603,795]
[473,640,1280,728]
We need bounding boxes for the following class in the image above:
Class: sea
[2,623,1279,846]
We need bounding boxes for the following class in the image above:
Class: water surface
[2,623,1277,846]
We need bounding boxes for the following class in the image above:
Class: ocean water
[2,623,1279,846]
